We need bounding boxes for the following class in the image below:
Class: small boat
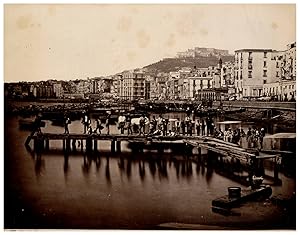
[212,185,272,209]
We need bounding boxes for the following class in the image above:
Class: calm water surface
[5,116,296,229]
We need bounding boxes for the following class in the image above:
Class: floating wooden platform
[184,137,256,164]
[212,185,272,209]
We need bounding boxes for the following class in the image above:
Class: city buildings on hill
[4,43,296,102]
[177,47,230,58]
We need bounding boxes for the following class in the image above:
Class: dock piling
[111,139,116,153]
[116,141,121,153]
[45,138,49,151]
[94,139,98,152]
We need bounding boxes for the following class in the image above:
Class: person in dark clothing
[126,115,132,135]
[196,120,201,136]
[105,114,111,135]
[152,116,157,131]
[163,118,168,136]
[64,117,71,134]
[95,117,103,134]
[181,120,185,135]
[201,119,206,136]
[82,113,90,134]
[187,121,193,136]
[139,115,146,135]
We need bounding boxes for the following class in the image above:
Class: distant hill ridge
[143,55,234,73]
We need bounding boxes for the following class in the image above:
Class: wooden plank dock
[184,137,256,165]
[25,132,282,186]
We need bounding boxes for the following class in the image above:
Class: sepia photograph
[3,2,296,230]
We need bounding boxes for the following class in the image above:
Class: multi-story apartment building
[53,83,64,98]
[117,71,148,100]
[234,42,296,100]
[262,42,296,100]
[234,49,274,98]
[76,80,92,95]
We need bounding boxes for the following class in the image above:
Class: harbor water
[4,115,296,229]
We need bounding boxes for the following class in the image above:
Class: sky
[4,4,296,82]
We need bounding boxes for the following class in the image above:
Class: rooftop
[234,49,274,53]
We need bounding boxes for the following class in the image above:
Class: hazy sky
[4,4,296,82]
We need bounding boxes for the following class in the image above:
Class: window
[263,70,267,77]
[292,85,294,89]
[263,80,267,84]
[248,52,253,60]
[264,52,267,58]
[276,72,279,77]
[263,61,267,67]
[276,62,279,68]
[248,71,252,78]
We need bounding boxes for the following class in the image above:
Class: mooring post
[63,138,66,151]
[45,138,49,151]
[66,137,71,152]
[116,140,121,153]
[274,155,279,182]
[94,139,98,153]
[86,136,92,153]
[198,147,202,163]
[111,139,116,153]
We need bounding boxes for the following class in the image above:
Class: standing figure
[64,116,71,134]
[175,118,181,135]
[118,113,126,134]
[82,113,90,134]
[105,114,111,135]
[95,117,103,134]
[181,120,186,135]
[152,116,157,131]
[196,120,201,136]
[201,119,206,136]
[162,118,168,136]
[139,115,146,135]
[126,115,132,135]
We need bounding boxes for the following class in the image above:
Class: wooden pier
[27,132,189,153]
[26,132,281,185]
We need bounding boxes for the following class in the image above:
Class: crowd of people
[213,126,265,149]
[62,112,266,150]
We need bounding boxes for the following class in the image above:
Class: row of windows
[236,51,268,61]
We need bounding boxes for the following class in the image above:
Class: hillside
[144,55,234,73]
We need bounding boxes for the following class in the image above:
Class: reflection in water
[138,160,146,182]
[173,159,180,180]
[126,158,132,181]
[64,153,70,183]
[105,157,111,187]
[148,159,156,179]
[206,165,213,185]
[27,149,268,189]
[82,154,92,179]
[34,153,45,180]
[95,155,101,172]
[157,159,168,181]
[196,161,201,175]
[64,153,70,175]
